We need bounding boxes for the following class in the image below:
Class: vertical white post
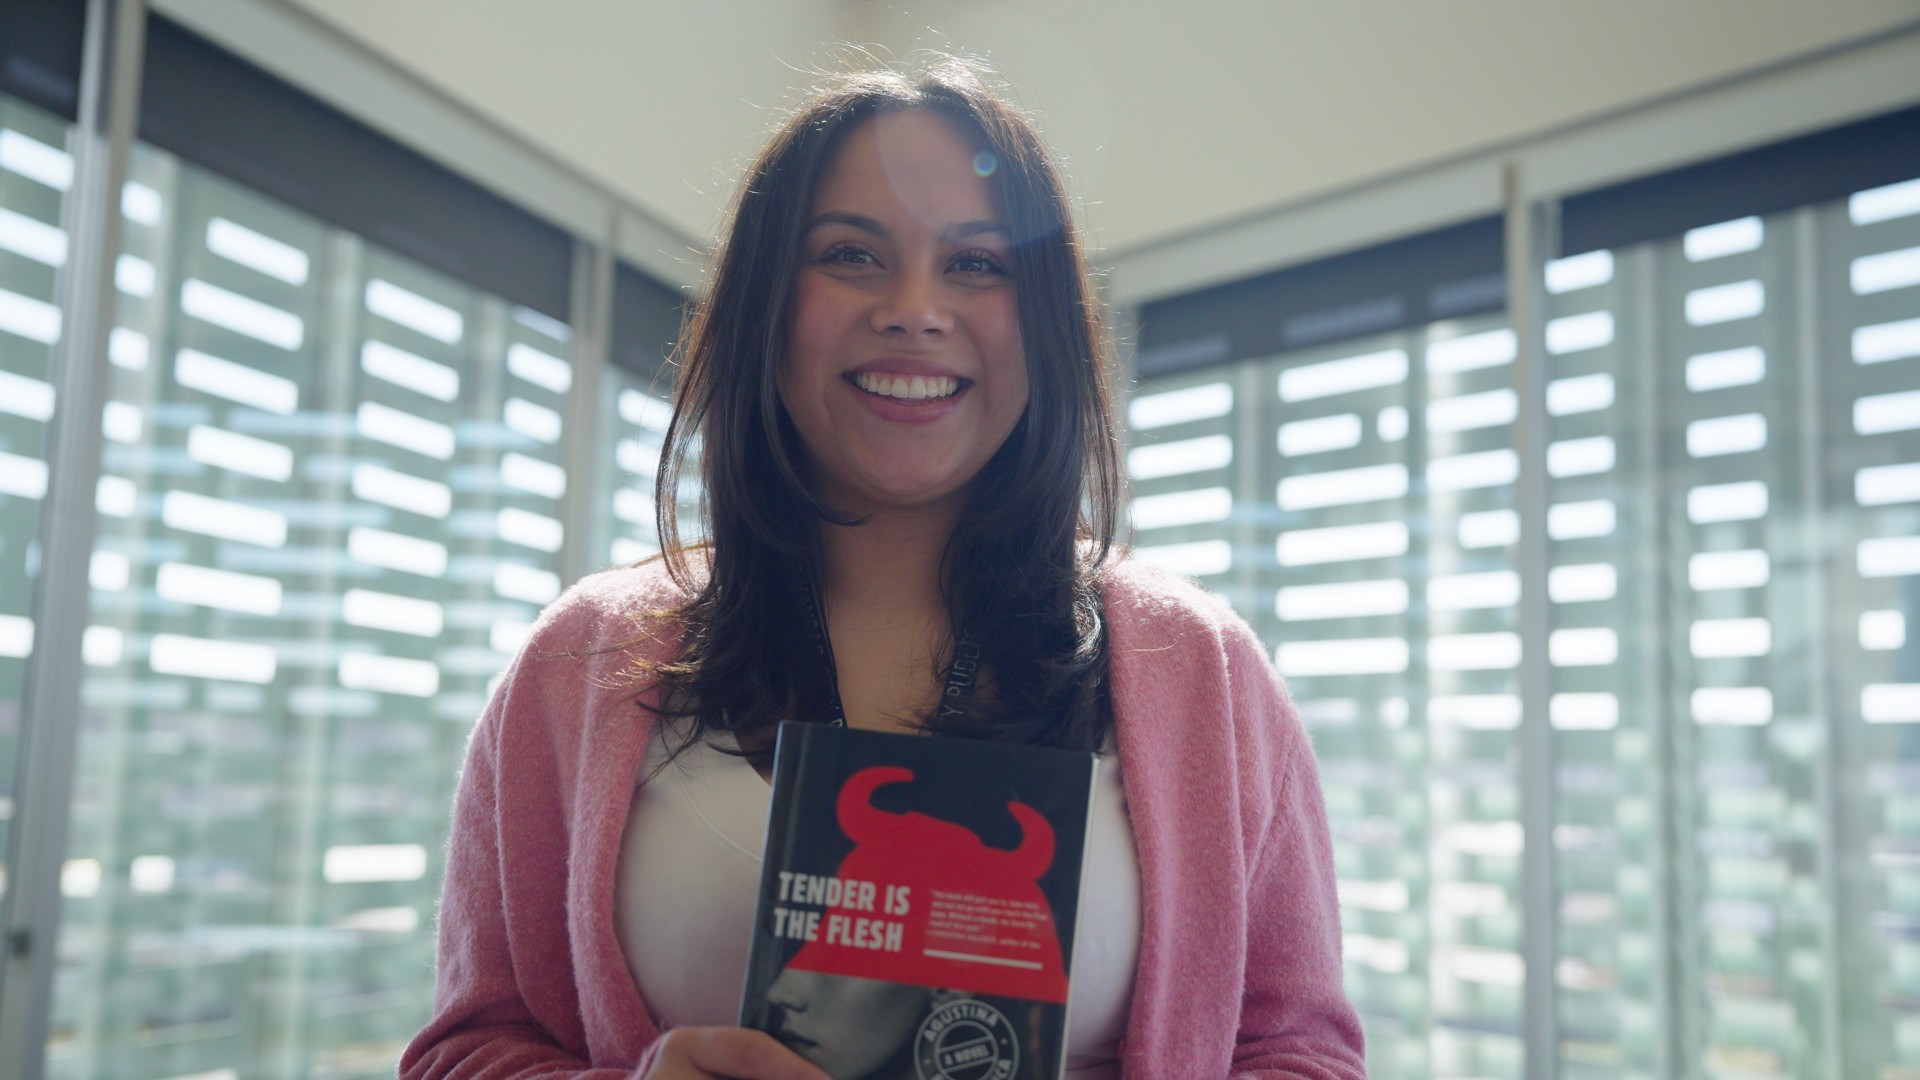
[1507,161,1560,1080]
[1793,206,1845,1080]
[557,222,615,587]
[0,2,145,1077]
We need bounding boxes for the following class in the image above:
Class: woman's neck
[817,501,957,629]
[810,501,963,733]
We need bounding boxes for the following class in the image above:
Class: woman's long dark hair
[639,57,1122,761]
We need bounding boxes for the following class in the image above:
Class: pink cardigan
[400,559,1365,1079]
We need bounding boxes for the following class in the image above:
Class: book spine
[1049,753,1100,1079]
[737,722,813,1027]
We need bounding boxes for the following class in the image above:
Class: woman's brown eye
[821,245,876,266]
[953,253,1005,275]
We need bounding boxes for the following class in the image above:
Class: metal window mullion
[0,2,146,1077]
[558,226,616,587]
[1627,241,1686,1080]
[1407,320,1435,1075]
[1793,206,1846,1080]
[1506,163,1559,1080]
[1107,298,1142,553]
[1233,355,1261,606]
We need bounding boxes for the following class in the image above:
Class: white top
[614,729,1142,1078]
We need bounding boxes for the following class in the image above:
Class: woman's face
[780,108,1029,516]
[767,968,927,1078]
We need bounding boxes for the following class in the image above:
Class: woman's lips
[847,356,966,380]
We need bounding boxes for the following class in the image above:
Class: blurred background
[0,1,1917,1078]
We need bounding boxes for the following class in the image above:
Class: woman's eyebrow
[941,220,1010,244]
[807,211,889,238]
[805,213,1009,244]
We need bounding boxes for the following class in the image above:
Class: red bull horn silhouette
[781,765,1069,1002]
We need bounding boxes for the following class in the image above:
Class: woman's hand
[640,1026,834,1080]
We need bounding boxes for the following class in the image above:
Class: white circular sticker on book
[915,998,1020,1080]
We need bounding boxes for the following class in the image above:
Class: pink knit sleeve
[399,564,697,1079]
[398,685,645,1080]
[1224,627,1368,1080]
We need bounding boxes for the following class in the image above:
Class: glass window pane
[46,129,569,1080]
[1130,168,1920,1080]
[1126,371,1237,587]
[598,367,671,569]
[594,334,700,573]
[1543,175,1920,1080]
[0,93,70,945]
[1829,175,1920,1080]
[1128,310,1525,1079]
[1542,238,1662,1080]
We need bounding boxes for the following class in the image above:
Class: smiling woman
[401,55,1365,1080]
[645,58,1119,756]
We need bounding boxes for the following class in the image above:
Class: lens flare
[973,150,997,177]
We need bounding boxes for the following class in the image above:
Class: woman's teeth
[852,372,960,401]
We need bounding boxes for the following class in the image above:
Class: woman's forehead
[809,109,1005,234]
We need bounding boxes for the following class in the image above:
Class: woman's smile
[847,372,964,402]
[843,356,973,424]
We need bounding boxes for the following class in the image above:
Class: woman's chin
[827,471,977,515]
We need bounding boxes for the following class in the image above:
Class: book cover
[740,722,1098,1080]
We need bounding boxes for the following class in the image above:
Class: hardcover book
[740,722,1098,1080]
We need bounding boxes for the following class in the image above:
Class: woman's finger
[651,1026,834,1080]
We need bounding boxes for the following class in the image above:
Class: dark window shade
[1,0,86,119]
[610,261,685,384]
[1561,103,1920,257]
[1135,216,1504,377]
[138,15,573,321]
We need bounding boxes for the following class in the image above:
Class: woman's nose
[870,268,952,337]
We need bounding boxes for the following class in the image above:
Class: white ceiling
[286,0,1920,256]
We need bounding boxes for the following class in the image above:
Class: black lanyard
[799,575,980,728]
